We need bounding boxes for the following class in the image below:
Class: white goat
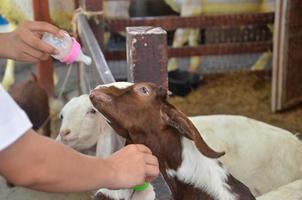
[56,94,155,200]
[56,94,124,156]
[190,115,302,196]
[256,179,302,200]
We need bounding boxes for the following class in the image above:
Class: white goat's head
[57,94,107,151]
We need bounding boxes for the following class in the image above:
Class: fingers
[18,28,57,55]
[144,154,159,182]
[18,52,40,63]
[144,154,159,167]
[133,144,159,173]
[134,144,152,154]
[22,43,49,61]
[106,144,160,189]
[25,21,63,37]
[145,176,157,183]
[136,145,159,181]
[145,165,160,182]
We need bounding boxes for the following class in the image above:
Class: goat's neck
[160,137,254,200]
[81,144,97,156]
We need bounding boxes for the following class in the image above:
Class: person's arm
[0,129,159,193]
[0,21,63,62]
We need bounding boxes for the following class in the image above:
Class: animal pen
[33,0,302,114]
[31,1,302,195]
[2,0,301,199]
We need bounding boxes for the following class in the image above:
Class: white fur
[97,184,155,200]
[57,94,155,200]
[167,137,238,200]
[56,95,104,151]
[95,82,134,90]
[190,115,302,196]
[256,179,302,200]
[131,185,156,200]
[57,94,126,155]
[96,189,133,199]
[95,126,125,158]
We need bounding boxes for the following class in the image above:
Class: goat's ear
[160,104,225,159]
[157,87,169,100]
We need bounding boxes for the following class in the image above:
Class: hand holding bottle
[0,21,63,62]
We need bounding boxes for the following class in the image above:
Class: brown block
[126,26,168,89]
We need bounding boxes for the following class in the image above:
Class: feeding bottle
[42,31,92,65]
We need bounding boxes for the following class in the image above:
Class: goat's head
[57,94,107,151]
[90,82,224,159]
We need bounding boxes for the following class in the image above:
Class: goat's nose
[59,129,71,137]
[90,91,112,102]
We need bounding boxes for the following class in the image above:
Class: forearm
[0,33,10,59]
[0,129,115,192]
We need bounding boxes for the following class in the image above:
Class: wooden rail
[106,12,274,32]
[105,41,273,60]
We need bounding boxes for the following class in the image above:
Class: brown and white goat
[90,82,255,200]
[10,73,50,136]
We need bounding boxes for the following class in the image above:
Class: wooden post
[33,0,55,97]
[79,0,104,48]
[126,26,168,88]
[272,0,302,112]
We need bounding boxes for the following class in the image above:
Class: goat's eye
[59,114,63,120]
[139,87,150,95]
[88,108,97,114]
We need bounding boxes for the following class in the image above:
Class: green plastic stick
[133,182,150,191]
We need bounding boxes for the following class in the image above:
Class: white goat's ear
[160,104,225,159]
[55,135,62,142]
[167,90,173,96]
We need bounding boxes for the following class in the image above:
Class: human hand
[105,144,160,189]
[1,21,63,62]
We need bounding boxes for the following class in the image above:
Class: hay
[170,71,302,133]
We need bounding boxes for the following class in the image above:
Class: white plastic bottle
[42,32,92,65]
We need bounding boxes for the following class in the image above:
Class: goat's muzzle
[90,90,112,103]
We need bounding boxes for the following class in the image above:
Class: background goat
[10,73,50,137]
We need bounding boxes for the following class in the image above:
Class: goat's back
[256,179,302,200]
[190,114,302,195]
[10,75,50,136]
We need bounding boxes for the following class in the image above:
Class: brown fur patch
[10,73,50,137]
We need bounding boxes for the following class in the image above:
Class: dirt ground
[170,71,302,134]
